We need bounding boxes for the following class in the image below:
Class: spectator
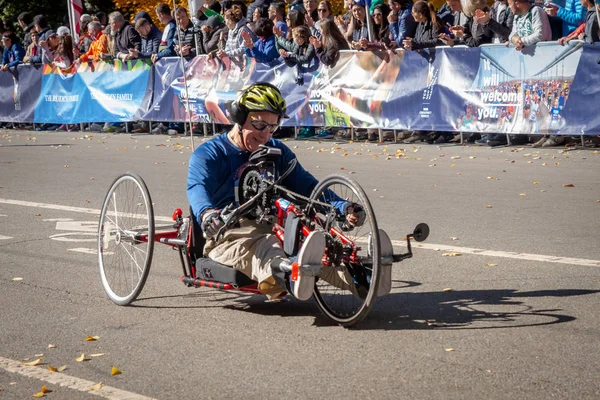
[388,0,417,48]
[96,12,108,27]
[289,0,308,13]
[304,0,320,22]
[217,9,254,67]
[53,34,75,68]
[76,20,93,56]
[310,18,350,67]
[134,11,157,27]
[544,0,586,37]
[279,25,318,84]
[34,15,53,41]
[344,0,372,47]
[557,18,585,44]
[252,5,270,24]
[403,1,446,50]
[269,2,289,37]
[152,3,177,63]
[315,1,334,32]
[508,0,551,51]
[581,0,600,43]
[372,3,391,42]
[80,14,93,27]
[1,32,25,71]
[201,15,228,55]
[248,0,273,21]
[17,12,35,49]
[196,0,223,24]
[23,29,40,63]
[243,17,280,64]
[109,12,142,61]
[77,21,109,63]
[437,0,456,26]
[39,31,60,65]
[440,0,493,46]
[132,18,162,60]
[173,7,200,59]
[473,0,514,43]
[230,1,249,22]
[57,26,71,37]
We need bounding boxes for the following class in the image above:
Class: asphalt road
[1,129,599,399]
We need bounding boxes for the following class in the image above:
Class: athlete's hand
[201,209,225,240]
[344,203,366,227]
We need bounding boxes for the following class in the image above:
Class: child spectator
[278,25,318,84]
[243,17,280,64]
[23,29,39,63]
[309,18,350,68]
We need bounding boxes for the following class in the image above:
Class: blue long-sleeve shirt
[389,8,417,46]
[2,43,25,68]
[188,134,323,223]
[244,36,280,64]
[557,0,586,36]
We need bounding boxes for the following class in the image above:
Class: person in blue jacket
[1,32,25,72]
[388,0,417,47]
[544,0,586,36]
[242,17,281,64]
[152,3,177,63]
[187,82,369,301]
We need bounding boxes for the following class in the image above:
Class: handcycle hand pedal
[392,223,430,262]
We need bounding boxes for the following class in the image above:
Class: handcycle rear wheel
[308,174,380,326]
[97,173,154,305]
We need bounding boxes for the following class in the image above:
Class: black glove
[201,210,225,240]
[343,203,366,227]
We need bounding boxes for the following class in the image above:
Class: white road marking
[69,247,99,254]
[0,355,158,400]
[43,218,74,222]
[0,214,8,217]
[1,198,599,268]
[384,240,600,268]
[0,198,172,222]
[0,235,13,240]
[49,232,97,242]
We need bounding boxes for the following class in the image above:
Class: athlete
[186,82,374,301]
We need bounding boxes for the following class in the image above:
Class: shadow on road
[130,281,599,330]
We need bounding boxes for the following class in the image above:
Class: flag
[68,0,83,41]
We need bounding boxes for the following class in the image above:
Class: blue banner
[0,65,42,123]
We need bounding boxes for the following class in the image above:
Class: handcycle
[97,146,429,326]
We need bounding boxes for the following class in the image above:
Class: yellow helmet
[230,82,289,125]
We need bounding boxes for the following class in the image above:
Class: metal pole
[172,0,196,150]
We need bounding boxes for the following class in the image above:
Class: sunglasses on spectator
[250,116,279,133]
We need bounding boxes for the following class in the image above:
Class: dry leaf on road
[75,353,89,362]
[23,358,42,367]
[442,288,454,292]
[484,263,498,267]
[57,365,67,372]
[111,366,122,376]
[90,382,103,391]
[563,183,575,187]
[442,252,461,257]
[85,335,99,341]
[445,348,455,352]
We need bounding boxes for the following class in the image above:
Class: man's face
[508,0,518,14]
[137,24,151,38]
[446,0,462,12]
[268,7,277,19]
[176,10,190,27]
[388,0,401,12]
[30,32,39,43]
[304,0,317,12]
[109,19,121,32]
[240,111,279,152]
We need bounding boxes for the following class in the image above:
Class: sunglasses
[250,116,279,133]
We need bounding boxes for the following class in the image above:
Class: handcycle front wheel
[97,173,155,305]
[308,174,380,327]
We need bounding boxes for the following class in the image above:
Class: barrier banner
[451,43,583,136]
[0,65,42,123]
[34,60,151,124]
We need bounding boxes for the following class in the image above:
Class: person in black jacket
[403,1,446,50]
[439,0,493,46]
[17,12,35,49]
[132,18,162,59]
[201,15,228,55]
[472,0,514,43]
[109,11,142,61]
[309,18,350,68]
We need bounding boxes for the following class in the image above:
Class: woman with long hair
[402,1,445,50]
[309,18,350,68]
[371,3,391,42]
[54,34,74,68]
[342,0,373,48]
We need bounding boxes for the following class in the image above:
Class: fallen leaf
[47,344,56,348]
[32,392,45,398]
[451,156,461,160]
[340,167,345,170]
[487,176,495,180]
[89,353,105,357]
[57,365,67,372]
[23,358,42,366]
[349,171,356,174]
[450,163,456,167]
[445,348,455,352]
[75,353,88,362]
[34,354,44,357]
[442,288,454,292]
[12,277,23,281]
[85,335,99,341]
[41,386,50,394]
[111,366,122,376]
[563,183,575,188]
[450,237,458,241]
[47,366,57,372]
[533,181,539,184]
[469,156,476,159]
[35,213,41,217]
[597,200,600,203]
[442,252,461,257]
[90,382,103,391]
[485,205,492,208]
[373,189,378,192]
[519,193,526,196]
[484,263,498,267]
